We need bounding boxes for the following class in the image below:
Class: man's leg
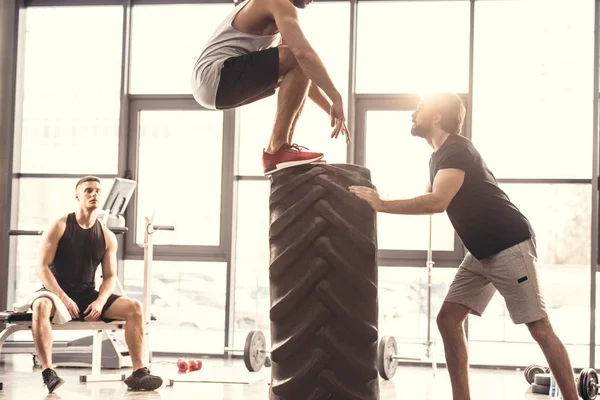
[32,298,54,369]
[268,45,311,153]
[288,96,307,144]
[437,302,471,400]
[31,298,64,393]
[102,296,163,391]
[527,317,578,400]
[438,253,496,400]
[102,297,144,370]
[487,238,579,400]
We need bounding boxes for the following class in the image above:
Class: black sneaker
[124,367,163,391]
[42,368,64,393]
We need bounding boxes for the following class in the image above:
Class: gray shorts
[444,237,547,325]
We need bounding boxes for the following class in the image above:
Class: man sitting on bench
[32,175,162,393]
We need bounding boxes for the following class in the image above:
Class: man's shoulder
[99,223,118,245]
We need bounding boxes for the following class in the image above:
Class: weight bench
[0,311,128,382]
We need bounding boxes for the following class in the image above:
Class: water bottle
[549,375,561,399]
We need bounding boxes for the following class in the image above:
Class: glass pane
[472,0,594,179]
[124,261,226,354]
[238,2,350,176]
[130,4,233,94]
[233,180,271,348]
[356,1,470,94]
[378,266,457,361]
[135,110,223,246]
[468,183,590,367]
[365,110,455,251]
[19,7,122,174]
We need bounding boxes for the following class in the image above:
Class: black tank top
[50,213,106,294]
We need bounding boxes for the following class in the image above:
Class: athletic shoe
[262,143,324,175]
[124,367,163,391]
[42,368,65,393]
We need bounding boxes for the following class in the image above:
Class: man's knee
[436,302,470,334]
[123,298,143,319]
[32,298,54,317]
[527,317,554,343]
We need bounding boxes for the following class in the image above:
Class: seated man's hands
[60,295,80,319]
[83,298,105,321]
[349,185,383,211]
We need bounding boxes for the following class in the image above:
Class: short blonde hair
[75,176,100,190]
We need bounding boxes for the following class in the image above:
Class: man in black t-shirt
[349,93,579,400]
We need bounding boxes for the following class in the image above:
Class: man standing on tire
[191,0,350,175]
[349,93,580,400]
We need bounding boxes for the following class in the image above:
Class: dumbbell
[223,330,271,372]
[177,359,203,373]
[524,364,550,385]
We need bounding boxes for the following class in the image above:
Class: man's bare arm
[309,82,331,114]
[97,228,118,305]
[37,218,67,298]
[268,0,341,104]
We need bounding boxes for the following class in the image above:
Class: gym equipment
[377,335,398,380]
[524,364,550,384]
[223,330,270,372]
[531,382,550,395]
[579,368,599,400]
[534,373,552,386]
[177,359,203,372]
[377,215,438,380]
[268,164,379,400]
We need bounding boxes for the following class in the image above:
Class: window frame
[124,95,235,262]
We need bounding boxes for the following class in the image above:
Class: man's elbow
[431,198,449,214]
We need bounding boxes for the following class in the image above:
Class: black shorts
[215,47,280,110]
[36,287,121,322]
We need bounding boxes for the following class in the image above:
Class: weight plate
[525,365,545,385]
[244,330,267,372]
[377,336,398,380]
[580,368,599,400]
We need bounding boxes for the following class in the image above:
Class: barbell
[223,330,271,372]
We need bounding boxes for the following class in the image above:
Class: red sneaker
[262,143,324,175]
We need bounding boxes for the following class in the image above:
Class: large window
[18,6,123,174]
[363,109,456,252]
[238,2,351,176]
[378,266,458,362]
[356,1,470,94]
[124,260,227,354]
[233,180,271,348]
[133,109,224,247]
[130,3,234,95]
[472,0,594,179]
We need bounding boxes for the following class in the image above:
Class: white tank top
[191,0,281,109]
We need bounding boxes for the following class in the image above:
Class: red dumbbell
[177,359,203,373]
[177,359,189,372]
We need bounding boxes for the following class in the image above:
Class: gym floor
[0,354,547,399]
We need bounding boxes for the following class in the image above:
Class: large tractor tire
[268,164,379,400]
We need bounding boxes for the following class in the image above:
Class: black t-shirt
[429,134,533,260]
